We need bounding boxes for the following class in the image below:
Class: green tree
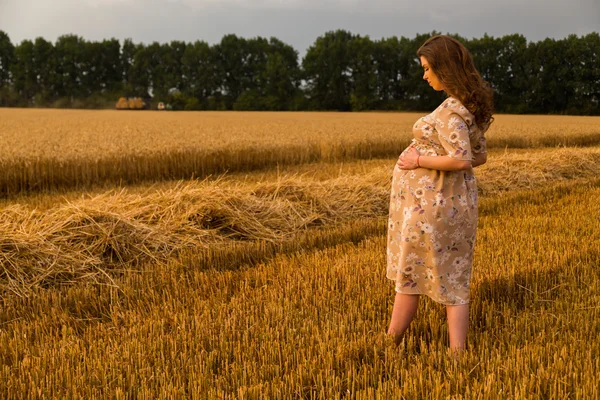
[53,34,88,100]
[128,42,152,97]
[260,38,301,110]
[182,40,218,108]
[80,40,103,96]
[494,34,531,113]
[527,38,566,114]
[10,40,38,103]
[98,38,123,93]
[213,34,252,109]
[577,32,600,115]
[121,38,137,96]
[143,42,164,99]
[560,33,600,115]
[232,37,270,110]
[0,30,14,89]
[10,37,56,106]
[33,37,55,104]
[303,30,356,111]
[372,37,404,110]
[151,41,187,100]
[348,35,377,111]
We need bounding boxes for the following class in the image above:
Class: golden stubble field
[0,109,599,398]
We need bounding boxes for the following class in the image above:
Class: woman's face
[420,56,444,91]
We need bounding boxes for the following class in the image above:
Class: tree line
[0,30,598,114]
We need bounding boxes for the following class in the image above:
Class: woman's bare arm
[397,147,471,171]
[416,155,472,171]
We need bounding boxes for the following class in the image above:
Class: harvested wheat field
[0,110,599,398]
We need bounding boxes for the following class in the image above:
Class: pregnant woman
[386,35,494,351]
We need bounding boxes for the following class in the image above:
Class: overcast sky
[1,0,598,58]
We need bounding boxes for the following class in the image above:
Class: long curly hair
[417,35,494,130]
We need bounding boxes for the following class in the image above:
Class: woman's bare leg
[446,304,469,351]
[387,293,419,345]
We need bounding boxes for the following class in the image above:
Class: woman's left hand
[397,147,420,170]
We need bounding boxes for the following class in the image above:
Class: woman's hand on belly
[397,147,421,170]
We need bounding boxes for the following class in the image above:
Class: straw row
[2,147,600,296]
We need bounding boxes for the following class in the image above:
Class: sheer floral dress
[386,97,488,305]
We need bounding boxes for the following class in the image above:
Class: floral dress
[386,96,488,305]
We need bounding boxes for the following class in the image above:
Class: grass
[0,180,598,398]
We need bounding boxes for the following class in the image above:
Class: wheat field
[0,110,599,398]
[1,109,600,195]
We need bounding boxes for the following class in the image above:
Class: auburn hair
[417,35,494,130]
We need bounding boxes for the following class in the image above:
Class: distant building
[115,97,151,110]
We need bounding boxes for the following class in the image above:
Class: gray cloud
[1,0,598,58]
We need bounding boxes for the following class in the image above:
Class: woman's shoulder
[437,96,475,127]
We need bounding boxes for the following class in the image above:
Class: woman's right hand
[397,147,421,170]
